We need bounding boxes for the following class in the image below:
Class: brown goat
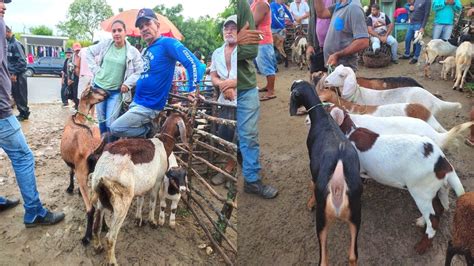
[273,33,286,59]
[445,192,474,265]
[60,86,106,245]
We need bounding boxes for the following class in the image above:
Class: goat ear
[330,107,345,126]
[177,117,188,144]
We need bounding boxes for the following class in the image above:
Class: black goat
[289,80,363,266]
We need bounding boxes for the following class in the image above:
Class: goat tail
[440,122,474,147]
[447,172,465,197]
[329,161,347,217]
[438,100,462,111]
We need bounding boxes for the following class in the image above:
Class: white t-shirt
[290,1,310,25]
[210,43,237,106]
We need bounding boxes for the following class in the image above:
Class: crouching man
[367,4,399,64]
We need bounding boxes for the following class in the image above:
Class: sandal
[259,95,277,101]
[258,87,268,92]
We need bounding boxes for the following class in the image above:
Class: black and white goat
[290,80,363,266]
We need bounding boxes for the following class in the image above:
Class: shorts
[255,44,276,76]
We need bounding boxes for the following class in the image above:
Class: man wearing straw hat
[110,8,205,138]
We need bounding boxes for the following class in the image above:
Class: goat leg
[135,197,144,227]
[158,199,166,227]
[92,204,104,253]
[307,181,316,211]
[66,168,74,194]
[106,196,132,266]
[82,206,95,246]
[445,241,456,266]
[169,198,179,229]
[148,180,160,226]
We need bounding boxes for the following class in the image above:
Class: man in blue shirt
[270,0,294,35]
[110,8,205,138]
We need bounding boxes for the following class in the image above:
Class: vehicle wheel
[24,69,34,77]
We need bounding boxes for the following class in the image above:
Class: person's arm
[420,0,432,31]
[453,0,462,13]
[237,0,260,61]
[283,4,295,22]
[301,3,311,20]
[86,41,105,75]
[122,46,144,90]
[385,16,394,37]
[314,0,333,19]
[366,17,378,37]
[253,1,269,26]
[169,41,204,92]
[307,0,318,54]
[14,42,27,74]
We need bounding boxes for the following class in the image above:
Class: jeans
[110,102,161,138]
[404,23,422,59]
[0,115,47,223]
[94,88,122,135]
[371,35,399,60]
[432,24,453,40]
[217,106,237,143]
[237,88,261,183]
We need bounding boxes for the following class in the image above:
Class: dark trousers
[11,72,29,118]
[60,80,69,105]
[67,76,79,109]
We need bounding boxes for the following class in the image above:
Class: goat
[290,80,363,266]
[273,33,287,67]
[88,112,188,265]
[291,36,308,70]
[59,86,107,245]
[158,161,189,229]
[314,74,447,132]
[445,192,474,265]
[440,56,456,81]
[329,106,465,254]
[453,41,473,92]
[324,65,462,116]
[421,39,457,78]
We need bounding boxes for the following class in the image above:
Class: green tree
[153,4,185,29]
[29,25,53,36]
[57,0,113,41]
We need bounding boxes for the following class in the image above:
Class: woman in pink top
[251,0,277,101]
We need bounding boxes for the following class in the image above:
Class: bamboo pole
[175,156,228,203]
[194,139,237,162]
[182,198,234,266]
[196,110,236,127]
[175,145,237,183]
[188,194,237,253]
[194,129,237,153]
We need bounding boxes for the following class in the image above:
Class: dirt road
[238,60,473,265]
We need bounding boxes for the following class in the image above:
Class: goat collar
[307,102,331,113]
[75,111,96,123]
[159,132,175,141]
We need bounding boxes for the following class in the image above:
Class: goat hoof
[415,216,426,227]
[93,245,104,254]
[414,237,432,254]
[81,236,91,246]
[169,223,176,230]
[66,187,74,194]
[452,86,457,91]
[458,88,464,92]
[135,218,143,227]
[149,221,158,229]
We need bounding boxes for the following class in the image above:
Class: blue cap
[135,8,158,28]
[4,0,12,3]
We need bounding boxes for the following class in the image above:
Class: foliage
[29,25,53,36]
[66,39,93,49]
[57,0,113,41]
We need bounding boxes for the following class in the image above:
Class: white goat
[307,106,473,148]
[158,153,188,229]
[88,113,188,265]
[316,78,447,132]
[421,39,457,78]
[324,65,462,116]
[329,106,465,254]
[453,41,473,91]
[291,36,308,70]
[440,56,456,81]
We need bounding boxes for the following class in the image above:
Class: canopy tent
[100,9,183,40]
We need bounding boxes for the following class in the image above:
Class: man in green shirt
[237,0,278,199]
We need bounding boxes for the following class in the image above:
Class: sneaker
[0,198,20,211]
[16,115,28,121]
[400,55,411,59]
[409,58,418,64]
[391,60,399,64]
[25,210,65,228]
[244,180,278,199]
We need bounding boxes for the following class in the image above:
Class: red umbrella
[101,9,183,40]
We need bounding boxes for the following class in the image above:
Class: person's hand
[10,74,17,83]
[419,28,424,33]
[296,17,302,24]
[67,79,74,86]
[306,45,315,58]
[222,87,236,101]
[120,84,129,93]
[219,79,237,91]
[187,92,205,103]
[327,53,339,67]
[468,7,474,16]
[238,22,264,45]
[409,5,414,11]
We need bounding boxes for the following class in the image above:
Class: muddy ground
[0,103,234,265]
[238,58,473,265]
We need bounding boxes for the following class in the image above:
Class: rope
[75,96,126,124]
[306,102,331,113]
[327,64,334,74]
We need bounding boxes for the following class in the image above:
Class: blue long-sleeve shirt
[270,2,294,30]
[134,37,205,110]
[432,0,461,25]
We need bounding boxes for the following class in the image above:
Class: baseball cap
[65,48,73,53]
[135,8,158,28]
[72,42,82,51]
[5,25,11,32]
[3,0,12,3]
[223,15,237,28]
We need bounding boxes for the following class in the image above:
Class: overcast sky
[4,0,230,34]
